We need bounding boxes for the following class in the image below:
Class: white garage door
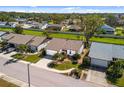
[46,50,57,56]
[91,58,108,67]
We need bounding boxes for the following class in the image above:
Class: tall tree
[13,25,23,34]
[80,15,104,48]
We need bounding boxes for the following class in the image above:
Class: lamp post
[27,63,31,87]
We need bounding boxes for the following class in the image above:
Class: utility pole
[27,63,30,87]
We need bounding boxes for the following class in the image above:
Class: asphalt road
[0,56,102,87]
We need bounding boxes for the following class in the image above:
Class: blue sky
[0,6,124,13]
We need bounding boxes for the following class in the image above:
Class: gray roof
[46,38,83,51]
[0,31,6,37]
[89,42,124,60]
[28,36,47,47]
[2,33,15,40]
[101,24,115,32]
[5,33,35,45]
[47,24,62,28]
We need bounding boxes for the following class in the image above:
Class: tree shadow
[3,59,19,66]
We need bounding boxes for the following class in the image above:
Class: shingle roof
[89,42,124,60]
[46,38,83,51]
[6,33,35,45]
[2,33,15,40]
[28,36,47,47]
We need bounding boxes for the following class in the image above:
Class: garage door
[91,58,108,67]
[46,50,57,56]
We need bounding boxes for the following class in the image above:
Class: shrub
[106,60,124,83]
[52,53,66,61]
[72,53,81,60]
[78,57,90,69]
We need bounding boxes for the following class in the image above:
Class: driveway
[0,56,102,87]
[86,67,111,87]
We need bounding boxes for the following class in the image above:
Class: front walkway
[32,56,75,74]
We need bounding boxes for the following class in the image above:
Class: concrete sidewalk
[0,72,33,87]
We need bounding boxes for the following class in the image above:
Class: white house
[100,24,115,34]
[2,33,48,52]
[0,21,7,27]
[89,42,124,68]
[46,38,84,56]
[0,31,7,42]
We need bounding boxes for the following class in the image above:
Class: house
[46,38,84,56]
[45,24,62,31]
[28,36,48,52]
[89,42,124,68]
[9,22,19,28]
[100,24,115,34]
[2,33,48,52]
[0,21,7,27]
[2,33,35,47]
[0,31,7,41]
[67,25,81,32]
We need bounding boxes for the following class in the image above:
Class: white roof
[89,42,124,60]
[0,31,6,37]
[101,24,115,32]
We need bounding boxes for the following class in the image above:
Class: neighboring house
[2,33,48,52]
[0,21,7,27]
[9,22,19,28]
[45,24,62,31]
[28,36,48,52]
[89,42,124,68]
[0,31,7,41]
[67,25,81,32]
[22,24,33,29]
[100,24,115,34]
[46,38,84,56]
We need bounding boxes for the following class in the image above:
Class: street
[0,56,102,87]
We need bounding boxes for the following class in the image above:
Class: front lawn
[23,54,41,63]
[116,75,124,87]
[49,61,79,70]
[0,79,18,87]
[12,53,41,63]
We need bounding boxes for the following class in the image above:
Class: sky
[0,6,124,13]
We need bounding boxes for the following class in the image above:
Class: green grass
[0,27,124,45]
[23,54,41,63]
[52,61,79,70]
[116,76,124,87]
[90,37,124,45]
[0,79,18,87]
[115,27,124,36]
[12,53,41,63]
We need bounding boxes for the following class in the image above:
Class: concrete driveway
[86,67,111,87]
[0,56,102,87]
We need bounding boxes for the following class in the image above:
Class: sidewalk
[0,72,34,87]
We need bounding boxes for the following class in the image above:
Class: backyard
[0,27,124,45]
[115,27,124,36]
[12,53,41,63]
[0,78,18,87]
